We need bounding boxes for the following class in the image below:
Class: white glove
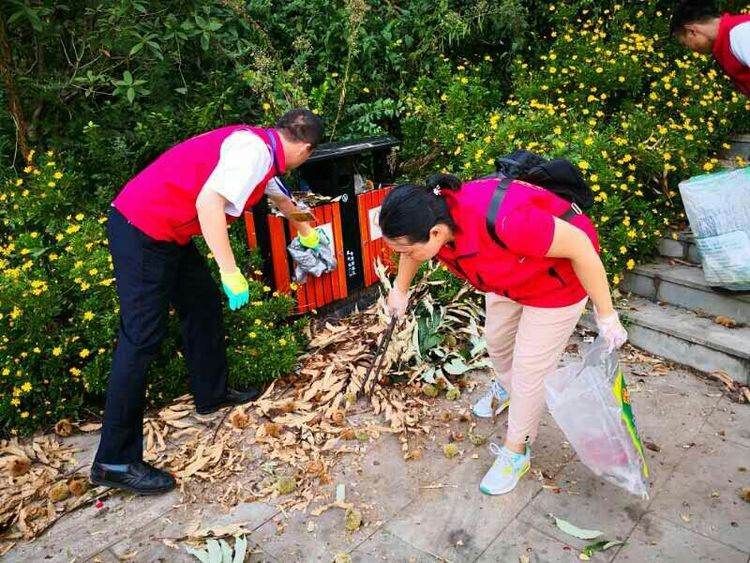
[387,285,409,318]
[595,310,628,352]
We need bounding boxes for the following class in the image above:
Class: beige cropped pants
[484,293,587,445]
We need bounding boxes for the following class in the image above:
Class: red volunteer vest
[113,126,285,244]
[712,13,750,97]
[436,178,599,308]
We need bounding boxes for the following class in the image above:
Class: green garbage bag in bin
[545,338,650,498]
[679,167,750,290]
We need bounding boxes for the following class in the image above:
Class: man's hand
[221,269,249,310]
[298,228,321,250]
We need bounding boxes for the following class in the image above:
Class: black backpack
[482,149,594,249]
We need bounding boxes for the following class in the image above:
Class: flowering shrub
[0,152,305,436]
[400,2,750,283]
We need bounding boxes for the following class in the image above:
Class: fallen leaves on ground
[708,370,750,404]
[0,435,102,556]
[550,514,604,540]
[714,315,738,328]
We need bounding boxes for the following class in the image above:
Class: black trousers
[95,208,228,464]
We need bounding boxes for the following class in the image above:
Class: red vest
[113,126,285,244]
[436,178,599,308]
[712,13,750,97]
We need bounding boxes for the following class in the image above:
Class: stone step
[581,297,750,385]
[622,260,750,325]
[657,233,700,263]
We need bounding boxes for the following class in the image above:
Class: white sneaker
[472,380,510,418]
[479,443,531,495]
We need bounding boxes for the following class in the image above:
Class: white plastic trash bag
[545,338,650,498]
[679,168,750,290]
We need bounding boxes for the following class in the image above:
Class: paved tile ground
[4,343,749,563]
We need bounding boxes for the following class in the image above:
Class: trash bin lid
[306,136,400,163]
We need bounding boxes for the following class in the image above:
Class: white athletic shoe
[472,380,510,418]
[479,443,531,495]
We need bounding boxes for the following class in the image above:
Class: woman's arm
[388,254,424,317]
[395,253,424,293]
[544,218,614,317]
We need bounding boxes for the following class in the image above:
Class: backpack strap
[559,202,584,222]
[485,178,584,249]
[486,177,513,250]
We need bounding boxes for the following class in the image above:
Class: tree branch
[0,16,30,159]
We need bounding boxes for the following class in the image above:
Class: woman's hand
[595,310,628,352]
[387,285,409,318]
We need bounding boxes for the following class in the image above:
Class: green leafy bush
[399,1,750,283]
[0,152,305,436]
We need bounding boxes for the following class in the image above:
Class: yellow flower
[52,347,62,356]
[262,102,271,111]
[263,285,271,292]
[578,160,590,170]
[75,213,84,221]
[279,338,287,346]
[70,367,81,376]
[80,349,90,358]
[54,171,63,179]
[20,412,29,419]
[249,332,257,339]
[21,382,32,392]
[83,311,95,321]
[626,258,636,270]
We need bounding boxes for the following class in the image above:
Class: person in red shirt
[670,1,750,96]
[379,173,627,495]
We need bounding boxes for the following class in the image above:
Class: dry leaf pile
[0,435,98,556]
[0,264,489,551]
[244,306,434,512]
[141,397,248,484]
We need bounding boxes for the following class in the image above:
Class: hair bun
[425,173,461,192]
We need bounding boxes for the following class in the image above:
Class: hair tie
[433,186,442,196]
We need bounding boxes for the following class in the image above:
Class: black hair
[275,108,324,148]
[670,1,720,35]
[379,173,460,244]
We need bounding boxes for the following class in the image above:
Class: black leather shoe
[195,387,261,415]
[90,461,176,495]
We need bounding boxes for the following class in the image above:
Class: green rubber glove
[220,269,249,310]
[298,228,321,250]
